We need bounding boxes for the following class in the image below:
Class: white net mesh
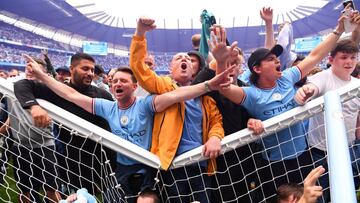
[0,93,125,202]
[163,82,360,203]
[0,79,358,203]
[0,79,160,203]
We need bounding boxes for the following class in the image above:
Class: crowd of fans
[0,22,173,72]
[0,21,77,51]
[1,5,360,203]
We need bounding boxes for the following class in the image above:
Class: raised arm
[349,10,360,44]
[24,55,93,113]
[260,7,275,49]
[130,17,172,94]
[154,65,234,112]
[208,25,246,104]
[297,16,345,78]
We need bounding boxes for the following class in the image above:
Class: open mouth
[115,89,123,94]
[181,63,187,70]
[276,66,281,71]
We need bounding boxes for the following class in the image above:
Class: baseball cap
[55,66,70,73]
[187,50,207,70]
[247,45,283,72]
[94,64,105,75]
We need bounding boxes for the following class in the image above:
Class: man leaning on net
[0,58,61,202]
[13,53,117,195]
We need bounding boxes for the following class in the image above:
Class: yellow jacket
[130,35,224,172]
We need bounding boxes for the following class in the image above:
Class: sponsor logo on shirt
[263,100,296,116]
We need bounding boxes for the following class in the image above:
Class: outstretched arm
[208,26,238,74]
[154,65,234,112]
[350,10,360,44]
[297,16,345,78]
[24,55,93,113]
[208,25,246,104]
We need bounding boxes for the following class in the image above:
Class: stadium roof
[0,0,354,53]
[66,0,328,28]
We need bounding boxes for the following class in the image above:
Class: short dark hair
[33,57,48,73]
[71,53,95,66]
[248,45,283,85]
[113,66,137,83]
[351,62,360,77]
[94,64,105,75]
[191,34,201,49]
[330,39,359,57]
[0,69,8,76]
[249,71,260,86]
[277,183,303,202]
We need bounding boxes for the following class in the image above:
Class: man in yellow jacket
[130,17,224,203]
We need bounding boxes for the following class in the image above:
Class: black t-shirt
[192,68,250,135]
[14,79,116,191]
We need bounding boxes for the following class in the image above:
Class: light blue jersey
[176,98,203,156]
[242,67,307,160]
[93,96,155,165]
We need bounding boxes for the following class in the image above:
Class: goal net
[0,77,359,203]
[160,81,360,203]
[0,78,160,203]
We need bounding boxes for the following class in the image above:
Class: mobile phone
[343,0,355,10]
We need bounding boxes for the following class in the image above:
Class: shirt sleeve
[141,95,156,115]
[282,66,301,85]
[307,71,326,96]
[14,79,40,109]
[93,98,115,118]
[240,86,253,109]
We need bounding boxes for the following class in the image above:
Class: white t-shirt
[307,68,360,151]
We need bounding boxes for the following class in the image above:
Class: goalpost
[0,77,359,203]
[165,81,360,203]
[0,78,160,202]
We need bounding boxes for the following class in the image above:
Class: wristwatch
[204,81,212,92]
